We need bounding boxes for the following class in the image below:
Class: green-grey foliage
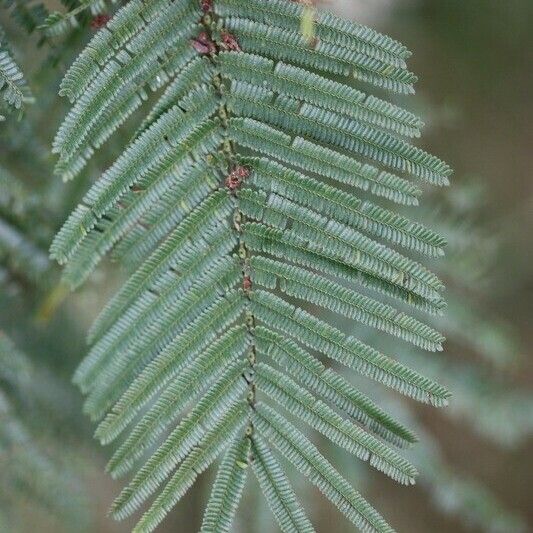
[337,181,531,532]
[39,1,117,38]
[2,0,114,38]
[1,0,123,78]
[0,162,51,287]
[50,0,453,531]
[0,332,89,529]
[0,24,32,120]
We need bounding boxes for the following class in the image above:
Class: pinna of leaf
[0,25,33,120]
[50,0,452,531]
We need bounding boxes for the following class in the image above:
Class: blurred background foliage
[0,0,531,531]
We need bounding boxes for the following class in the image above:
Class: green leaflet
[85,259,239,418]
[228,118,422,205]
[0,27,32,118]
[220,16,416,94]
[55,41,201,179]
[51,1,452,530]
[253,403,394,533]
[242,221,446,314]
[59,0,197,101]
[54,12,199,160]
[251,434,315,533]
[200,437,250,533]
[113,364,245,514]
[83,235,237,402]
[110,159,223,267]
[62,137,222,287]
[251,289,450,407]
[215,0,410,65]
[107,325,249,478]
[256,362,418,484]
[228,81,451,184]
[90,284,244,427]
[219,52,423,137]
[50,88,220,270]
[84,191,233,347]
[254,326,417,448]
[251,256,444,351]
[244,157,445,257]
[114,401,248,526]
[107,362,247,510]
[137,55,216,136]
[240,189,444,303]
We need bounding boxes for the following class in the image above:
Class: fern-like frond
[219,15,415,94]
[0,26,32,120]
[80,243,238,406]
[106,325,248,478]
[242,222,445,314]
[215,0,411,65]
[97,291,242,442]
[51,0,452,530]
[228,83,449,185]
[113,400,248,526]
[244,157,445,257]
[241,191,443,297]
[84,191,233,346]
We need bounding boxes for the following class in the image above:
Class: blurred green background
[1,0,532,531]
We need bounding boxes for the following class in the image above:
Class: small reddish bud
[200,0,213,12]
[243,276,252,291]
[191,32,216,54]
[225,174,240,190]
[235,166,250,178]
[225,166,250,191]
[221,31,241,52]
[90,14,111,30]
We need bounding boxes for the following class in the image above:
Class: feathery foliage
[51,0,453,530]
[317,180,531,532]
[1,0,116,38]
[39,1,118,38]
[0,161,51,287]
[0,332,88,529]
[0,24,32,120]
